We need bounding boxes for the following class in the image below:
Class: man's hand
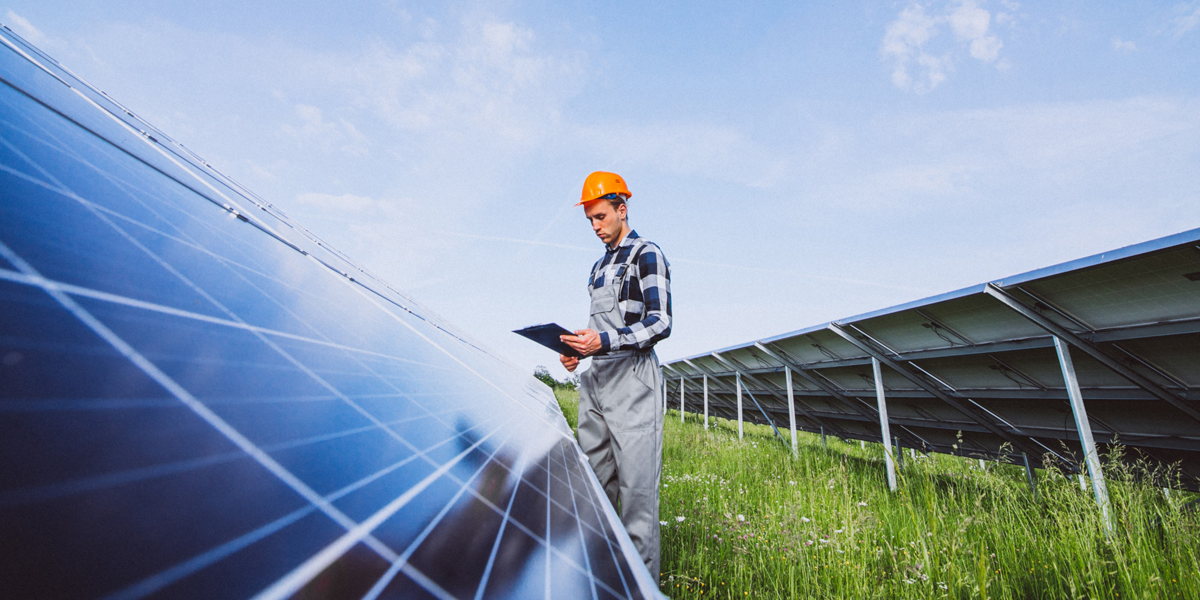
[561,329,602,357]
[559,353,580,373]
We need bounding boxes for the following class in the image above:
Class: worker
[560,171,672,579]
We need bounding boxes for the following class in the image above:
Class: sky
[4,1,1199,379]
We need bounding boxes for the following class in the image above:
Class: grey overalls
[577,238,664,579]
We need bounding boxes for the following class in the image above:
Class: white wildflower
[659,520,667,526]
[857,501,868,506]
[800,517,810,523]
[737,514,745,522]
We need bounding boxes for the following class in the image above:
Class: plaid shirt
[588,230,672,353]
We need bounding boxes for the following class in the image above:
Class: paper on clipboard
[513,323,582,358]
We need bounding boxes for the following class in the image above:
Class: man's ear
[618,202,628,221]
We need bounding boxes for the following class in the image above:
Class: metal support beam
[711,353,791,447]
[873,358,898,491]
[821,426,826,447]
[827,322,1049,462]
[736,372,744,439]
[755,342,924,448]
[681,358,760,427]
[785,367,798,457]
[711,351,836,436]
[1023,453,1038,499]
[703,374,709,430]
[680,377,685,422]
[984,283,1200,424]
[661,369,668,415]
[1054,336,1113,535]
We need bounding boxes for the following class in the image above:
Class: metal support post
[1023,453,1038,499]
[826,323,1049,461]
[736,372,744,439]
[703,374,709,430]
[821,426,826,447]
[662,375,668,415]
[985,283,1200,424]
[680,377,685,423]
[785,367,798,457]
[873,357,898,492]
[1054,336,1113,534]
[979,459,986,471]
[896,436,903,468]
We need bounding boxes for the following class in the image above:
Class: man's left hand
[561,329,602,356]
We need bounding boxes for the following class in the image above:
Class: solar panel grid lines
[0,27,661,600]
[3,28,496,366]
[0,239,407,563]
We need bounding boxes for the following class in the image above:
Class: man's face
[584,200,627,247]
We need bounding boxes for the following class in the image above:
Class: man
[560,171,672,579]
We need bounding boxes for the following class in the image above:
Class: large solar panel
[664,228,1200,488]
[0,26,659,599]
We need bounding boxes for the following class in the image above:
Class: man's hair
[607,195,627,212]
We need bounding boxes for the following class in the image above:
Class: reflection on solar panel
[0,26,660,599]
[664,228,1200,490]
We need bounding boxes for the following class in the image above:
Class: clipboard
[513,323,582,358]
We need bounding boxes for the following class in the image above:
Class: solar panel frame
[664,231,1200,488]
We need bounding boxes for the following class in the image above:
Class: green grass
[555,387,579,436]
[554,390,1200,599]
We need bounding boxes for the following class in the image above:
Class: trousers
[578,348,663,579]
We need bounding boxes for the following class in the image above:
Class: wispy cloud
[3,10,45,46]
[280,104,369,156]
[1111,37,1137,53]
[881,1,1015,93]
[1174,3,1200,36]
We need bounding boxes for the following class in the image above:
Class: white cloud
[882,4,940,90]
[1111,37,1137,53]
[280,104,370,156]
[1174,4,1200,36]
[4,10,45,46]
[950,1,990,40]
[881,1,1010,92]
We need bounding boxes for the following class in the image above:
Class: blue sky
[4,1,1199,378]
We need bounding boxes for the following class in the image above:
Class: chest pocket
[589,264,628,315]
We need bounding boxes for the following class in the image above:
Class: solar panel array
[0,26,659,599]
[663,229,1200,488]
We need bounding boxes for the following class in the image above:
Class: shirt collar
[606,229,639,253]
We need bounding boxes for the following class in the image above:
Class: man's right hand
[559,353,579,373]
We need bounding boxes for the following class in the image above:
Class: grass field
[554,389,1200,599]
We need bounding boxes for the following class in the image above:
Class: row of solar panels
[0,25,659,599]
[662,227,1200,489]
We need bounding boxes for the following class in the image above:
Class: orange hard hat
[577,171,631,206]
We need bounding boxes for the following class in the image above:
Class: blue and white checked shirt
[587,230,672,353]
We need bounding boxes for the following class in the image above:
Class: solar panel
[664,229,1200,488]
[0,26,659,599]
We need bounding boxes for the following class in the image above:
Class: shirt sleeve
[599,243,672,352]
